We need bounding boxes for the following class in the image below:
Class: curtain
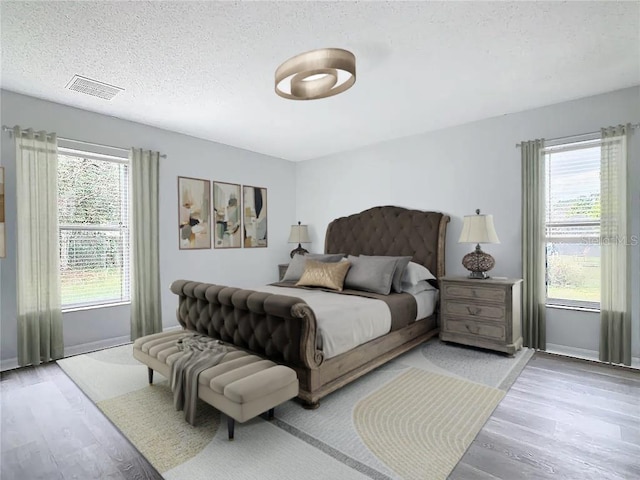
[130,148,162,340]
[599,125,631,365]
[521,139,546,350]
[15,126,64,366]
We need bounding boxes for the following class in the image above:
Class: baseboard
[1,357,19,372]
[64,324,183,358]
[545,343,599,362]
[64,335,132,358]
[0,325,183,372]
[163,325,182,332]
[545,343,640,370]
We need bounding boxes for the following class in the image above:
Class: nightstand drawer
[443,284,505,303]
[443,317,506,341]
[443,301,506,322]
[440,277,522,355]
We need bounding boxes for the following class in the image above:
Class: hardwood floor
[451,353,640,480]
[1,352,638,480]
[0,363,162,480]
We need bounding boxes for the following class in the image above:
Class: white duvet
[256,286,390,359]
[256,286,437,359]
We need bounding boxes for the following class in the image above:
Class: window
[544,139,601,309]
[58,148,130,310]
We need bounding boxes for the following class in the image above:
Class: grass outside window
[61,267,125,308]
[546,252,600,306]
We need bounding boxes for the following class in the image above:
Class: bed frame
[171,206,449,408]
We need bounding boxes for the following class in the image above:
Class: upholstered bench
[133,330,298,440]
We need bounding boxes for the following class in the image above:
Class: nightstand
[439,276,523,355]
[278,263,289,281]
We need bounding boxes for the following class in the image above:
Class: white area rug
[58,339,533,480]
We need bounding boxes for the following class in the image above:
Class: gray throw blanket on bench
[170,333,228,425]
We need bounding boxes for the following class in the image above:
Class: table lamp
[288,221,311,258]
[458,209,500,279]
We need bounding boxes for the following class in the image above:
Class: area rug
[58,339,533,480]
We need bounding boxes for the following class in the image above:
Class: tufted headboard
[324,206,450,278]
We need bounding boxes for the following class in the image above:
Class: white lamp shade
[288,224,311,244]
[458,214,500,244]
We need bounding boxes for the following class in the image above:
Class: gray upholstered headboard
[324,206,450,278]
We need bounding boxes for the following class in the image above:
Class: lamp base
[290,244,309,258]
[467,271,490,280]
[462,244,495,280]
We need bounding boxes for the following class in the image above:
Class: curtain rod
[515,123,639,148]
[2,126,167,158]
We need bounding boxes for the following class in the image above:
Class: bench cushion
[224,365,298,404]
[198,354,257,386]
[210,360,276,395]
[134,329,299,425]
[134,330,186,353]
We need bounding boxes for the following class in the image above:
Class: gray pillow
[361,255,412,293]
[344,255,398,295]
[282,253,345,282]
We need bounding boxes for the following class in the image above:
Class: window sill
[546,304,600,314]
[62,301,131,314]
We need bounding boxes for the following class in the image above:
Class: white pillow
[401,262,437,285]
[401,280,436,295]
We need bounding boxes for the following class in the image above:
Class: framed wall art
[178,176,211,250]
[243,185,267,248]
[213,181,242,249]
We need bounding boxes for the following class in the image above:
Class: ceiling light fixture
[275,48,356,100]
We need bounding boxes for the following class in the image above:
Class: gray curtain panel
[14,126,64,366]
[521,139,546,350]
[130,148,162,340]
[599,125,631,365]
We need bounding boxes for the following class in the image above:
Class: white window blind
[544,139,601,308]
[58,148,130,309]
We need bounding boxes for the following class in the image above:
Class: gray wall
[0,90,296,368]
[2,86,638,368]
[296,86,640,359]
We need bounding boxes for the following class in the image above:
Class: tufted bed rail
[170,280,324,371]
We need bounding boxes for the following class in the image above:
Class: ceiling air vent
[66,75,123,100]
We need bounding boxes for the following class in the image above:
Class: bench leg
[227,416,235,441]
[267,408,274,420]
[147,367,154,385]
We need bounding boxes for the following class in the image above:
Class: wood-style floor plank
[1,352,638,480]
[0,363,162,480]
[451,353,640,480]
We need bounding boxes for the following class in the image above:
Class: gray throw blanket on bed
[170,333,228,425]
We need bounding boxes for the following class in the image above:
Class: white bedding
[256,286,390,359]
[256,286,438,359]
[413,289,439,321]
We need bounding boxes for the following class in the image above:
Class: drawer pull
[465,324,479,334]
[466,306,481,316]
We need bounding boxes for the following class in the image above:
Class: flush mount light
[275,48,356,100]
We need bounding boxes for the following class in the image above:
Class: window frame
[543,138,602,311]
[57,146,131,312]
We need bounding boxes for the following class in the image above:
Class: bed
[170,206,449,407]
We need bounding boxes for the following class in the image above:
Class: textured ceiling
[1,1,639,161]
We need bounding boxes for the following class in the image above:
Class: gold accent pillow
[296,259,351,291]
